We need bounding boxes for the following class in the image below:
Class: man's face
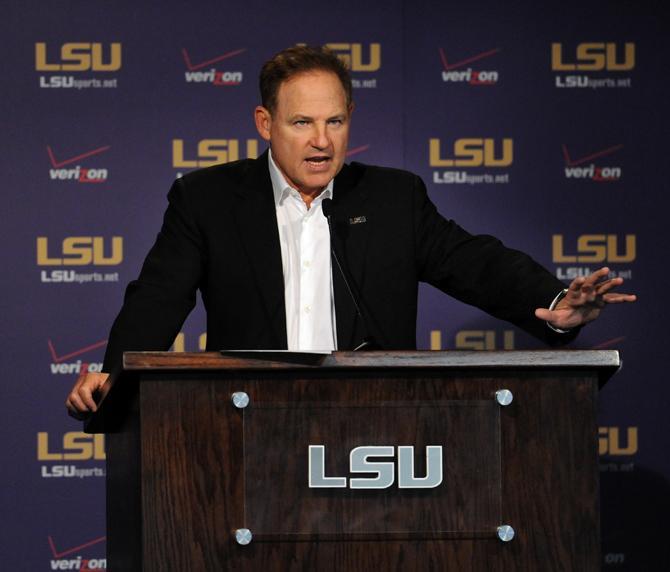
[255,70,351,197]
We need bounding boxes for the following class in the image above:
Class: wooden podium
[86,350,619,571]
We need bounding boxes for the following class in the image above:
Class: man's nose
[310,123,330,150]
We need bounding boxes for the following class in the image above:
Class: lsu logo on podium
[551,42,635,71]
[35,42,122,71]
[325,43,381,72]
[37,236,123,266]
[172,139,259,168]
[308,445,443,489]
[429,138,513,167]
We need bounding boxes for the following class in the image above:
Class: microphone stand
[322,198,378,351]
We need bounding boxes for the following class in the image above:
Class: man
[66,46,635,418]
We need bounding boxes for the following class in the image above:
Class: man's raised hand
[535,267,636,331]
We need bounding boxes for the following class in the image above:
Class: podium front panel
[243,399,501,539]
[130,362,602,571]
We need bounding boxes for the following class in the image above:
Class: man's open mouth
[306,156,330,164]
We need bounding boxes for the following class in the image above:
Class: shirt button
[304,305,311,313]
[303,260,311,268]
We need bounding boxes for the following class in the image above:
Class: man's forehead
[275,70,348,112]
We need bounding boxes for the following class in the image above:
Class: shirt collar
[268,148,334,207]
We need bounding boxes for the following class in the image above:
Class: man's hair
[259,45,353,113]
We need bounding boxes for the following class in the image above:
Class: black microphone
[322,198,378,351]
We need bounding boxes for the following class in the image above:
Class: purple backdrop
[1,1,667,568]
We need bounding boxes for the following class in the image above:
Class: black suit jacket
[103,151,571,371]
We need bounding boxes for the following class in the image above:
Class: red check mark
[439,47,500,71]
[346,144,370,157]
[47,145,110,168]
[591,336,626,349]
[182,48,246,71]
[48,339,107,363]
[562,144,623,167]
[48,535,106,558]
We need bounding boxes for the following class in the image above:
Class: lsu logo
[35,42,122,71]
[599,427,638,456]
[551,42,635,71]
[455,330,514,350]
[308,445,443,489]
[429,138,513,167]
[430,329,514,350]
[172,139,259,168]
[172,332,207,352]
[37,237,123,266]
[325,43,381,72]
[37,432,106,461]
[552,234,636,263]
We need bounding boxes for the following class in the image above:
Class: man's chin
[300,172,336,192]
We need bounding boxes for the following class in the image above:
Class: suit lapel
[231,150,287,348]
[331,162,371,349]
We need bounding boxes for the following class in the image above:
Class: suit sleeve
[411,175,578,345]
[102,177,205,372]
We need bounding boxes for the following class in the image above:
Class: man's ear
[254,106,272,141]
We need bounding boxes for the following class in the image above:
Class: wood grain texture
[123,349,619,372]
[242,390,500,539]
[96,352,606,571]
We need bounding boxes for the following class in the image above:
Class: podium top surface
[86,350,621,433]
[122,349,620,374]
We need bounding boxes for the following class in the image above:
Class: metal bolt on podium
[231,391,250,409]
[497,525,515,542]
[235,528,253,545]
[495,389,514,406]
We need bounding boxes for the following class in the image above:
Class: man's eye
[328,119,343,126]
[294,120,308,126]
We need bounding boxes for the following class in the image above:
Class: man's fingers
[535,308,555,321]
[66,392,91,417]
[78,384,98,412]
[65,393,94,420]
[579,282,597,302]
[568,267,609,297]
[66,405,90,421]
[539,267,636,329]
[602,293,637,303]
[65,372,109,418]
[567,268,622,303]
[67,386,95,412]
[582,267,610,288]
[594,277,623,295]
[568,276,585,293]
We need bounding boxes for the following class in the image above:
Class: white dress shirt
[268,150,337,351]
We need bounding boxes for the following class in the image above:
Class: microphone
[322,198,378,351]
